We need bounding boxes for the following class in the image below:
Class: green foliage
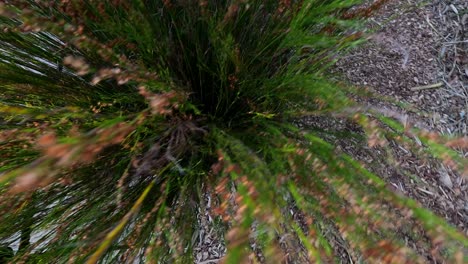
[0,0,466,263]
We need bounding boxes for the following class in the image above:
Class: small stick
[410,82,443,91]
[197,259,221,264]
[443,40,468,45]
[417,187,434,196]
[425,15,444,38]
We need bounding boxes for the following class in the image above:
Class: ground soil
[333,0,467,232]
[329,0,467,261]
[335,0,467,135]
[194,0,467,263]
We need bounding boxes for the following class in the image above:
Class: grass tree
[0,0,466,263]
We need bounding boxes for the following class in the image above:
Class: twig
[441,79,453,90]
[197,259,221,264]
[443,40,468,45]
[417,187,434,196]
[425,15,444,38]
[410,82,443,91]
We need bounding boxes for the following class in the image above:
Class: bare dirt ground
[194,0,467,263]
[333,0,467,232]
[335,0,467,135]
[327,0,468,261]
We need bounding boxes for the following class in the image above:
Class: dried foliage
[0,0,466,263]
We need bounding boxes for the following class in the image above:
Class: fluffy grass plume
[0,0,466,263]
